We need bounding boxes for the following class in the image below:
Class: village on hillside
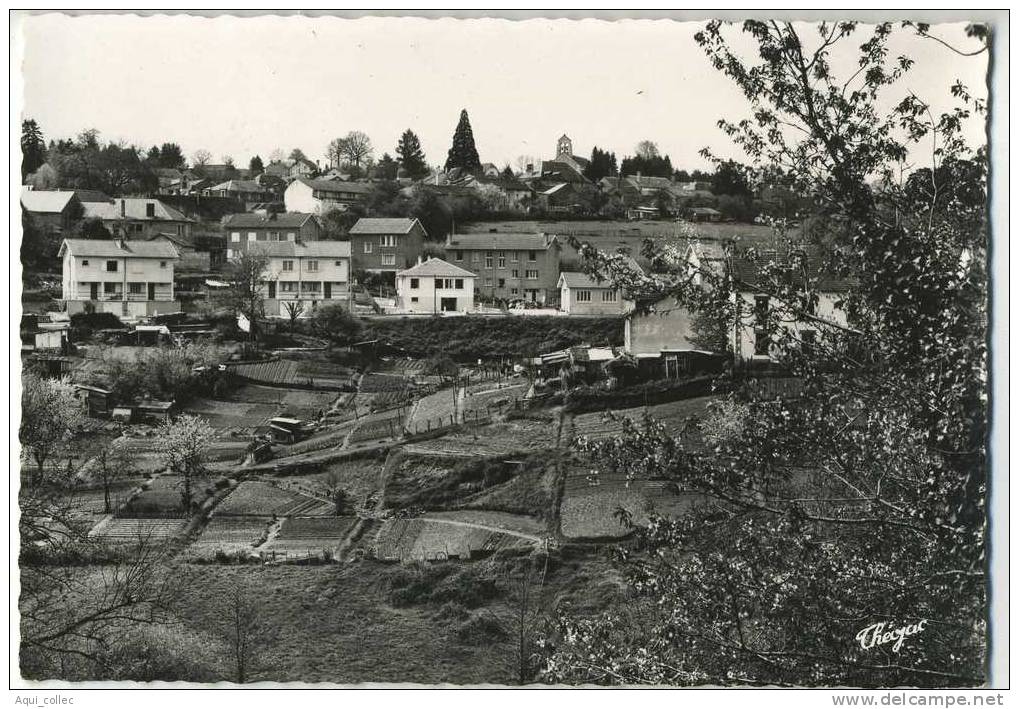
[15,14,994,692]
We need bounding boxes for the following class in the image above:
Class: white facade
[59,239,180,317]
[395,259,477,314]
[244,242,351,317]
[731,290,849,363]
[557,272,633,315]
[283,179,369,215]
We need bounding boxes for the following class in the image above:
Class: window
[380,235,397,247]
[485,278,493,287]
[269,231,280,241]
[525,270,539,280]
[510,288,518,295]
[801,329,816,355]
[247,232,256,242]
[435,278,444,288]
[280,281,297,292]
[511,269,519,278]
[282,260,294,272]
[128,283,143,295]
[602,290,617,302]
[410,278,419,289]
[287,232,296,242]
[160,261,167,268]
[485,252,493,269]
[145,203,155,218]
[497,252,506,268]
[511,251,519,262]
[498,278,505,288]
[307,260,319,272]
[471,252,480,263]
[106,260,118,272]
[754,295,770,322]
[454,250,464,261]
[364,242,373,254]
[576,290,592,302]
[454,279,463,290]
[528,251,537,261]
[103,282,117,294]
[754,329,770,356]
[411,297,419,303]
[131,223,143,233]
[230,232,240,242]
[335,260,343,266]
[381,253,396,266]
[81,259,89,266]
[301,282,321,293]
[226,249,233,259]
[256,232,268,241]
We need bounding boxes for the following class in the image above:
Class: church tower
[556,134,573,159]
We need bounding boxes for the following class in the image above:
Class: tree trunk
[103,479,111,514]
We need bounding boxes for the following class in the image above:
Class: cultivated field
[263,516,360,556]
[371,518,535,561]
[89,517,187,542]
[404,416,558,457]
[568,395,717,442]
[189,516,271,556]
[406,386,461,431]
[290,456,386,509]
[216,481,333,517]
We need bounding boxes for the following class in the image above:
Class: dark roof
[728,250,856,293]
[349,218,422,235]
[295,178,373,195]
[72,189,112,203]
[445,232,556,251]
[222,212,316,229]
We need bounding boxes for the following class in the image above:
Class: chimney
[417,255,423,265]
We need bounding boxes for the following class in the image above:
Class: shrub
[455,612,507,645]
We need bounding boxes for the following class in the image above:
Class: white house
[59,238,180,317]
[248,241,352,318]
[395,258,477,314]
[558,271,635,315]
[284,178,372,215]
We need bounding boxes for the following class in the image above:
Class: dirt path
[418,515,543,543]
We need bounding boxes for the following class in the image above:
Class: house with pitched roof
[444,232,561,304]
[82,197,194,241]
[222,212,322,259]
[206,179,274,204]
[395,258,477,314]
[347,217,427,275]
[284,178,372,215]
[538,135,591,179]
[558,270,636,315]
[252,241,352,317]
[59,238,181,317]
[21,189,83,235]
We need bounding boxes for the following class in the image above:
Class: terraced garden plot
[291,458,384,507]
[91,517,187,542]
[569,395,717,442]
[263,516,359,556]
[216,481,333,517]
[276,424,354,457]
[559,465,709,540]
[407,386,460,431]
[359,373,412,393]
[117,475,210,517]
[405,418,557,457]
[187,399,277,432]
[373,518,535,561]
[228,359,301,386]
[349,412,405,443]
[277,389,340,420]
[423,509,546,537]
[222,384,288,405]
[190,516,271,553]
[369,389,415,412]
[462,382,527,413]
[63,479,147,517]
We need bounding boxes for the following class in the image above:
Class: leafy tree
[501,165,515,179]
[156,414,214,512]
[375,153,399,180]
[281,300,305,332]
[711,159,753,198]
[337,130,373,168]
[322,472,350,516]
[222,585,261,684]
[311,302,363,344]
[444,109,482,171]
[249,155,264,175]
[90,445,135,514]
[219,249,270,342]
[635,140,660,160]
[146,145,161,164]
[158,143,185,169]
[539,20,989,687]
[583,147,618,181]
[20,374,84,486]
[289,148,307,162]
[191,149,212,169]
[396,129,429,179]
[21,119,47,181]
[620,152,674,178]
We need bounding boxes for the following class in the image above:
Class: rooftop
[223,212,316,229]
[245,241,351,258]
[295,178,373,195]
[445,232,556,251]
[557,271,619,289]
[59,238,180,259]
[397,258,477,278]
[21,189,78,214]
[83,198,193,223]
[349,218,422,235]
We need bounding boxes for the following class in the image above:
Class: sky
[16,14,989,172]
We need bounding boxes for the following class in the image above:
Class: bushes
[384,562,502,609]
[361,315,624,360]
[563,375,717,414]
[455,612,507,645]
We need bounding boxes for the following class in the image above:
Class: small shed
[135,400,176,424]
[268,417,311,445]
[111,407,133,423]
[74,384,113,418]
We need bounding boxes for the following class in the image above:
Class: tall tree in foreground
[156,414,214,512]
[20,375,84,486]
[219,249,270,342]
[444,109,482,172]
[249,155,264,175]
[21,119,47,180]
[396,129,429,179]
[538,21,989,687]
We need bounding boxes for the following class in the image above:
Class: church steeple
[556,134,573,159]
